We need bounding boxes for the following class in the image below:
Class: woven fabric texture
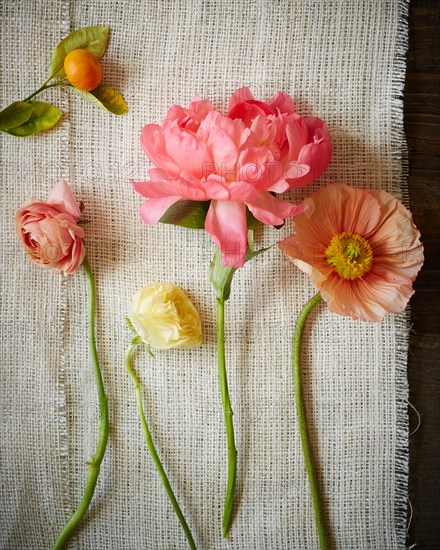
[0,1,409,548]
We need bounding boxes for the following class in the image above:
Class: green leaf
[159,201,260,231]
[0,101,34,131]
[209,246,271,302]
[73,84,128,115]
[49,26,110,79]
[6,101,62,136]
[246,207,262,230]
[159,200,210,229]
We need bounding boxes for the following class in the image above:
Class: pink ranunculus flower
[132,87,332,268]
[16,180,85,275]
[279,184,424,322]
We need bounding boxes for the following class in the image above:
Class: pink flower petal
[285,116,309,160]
[139,196,181,225]
[132,175,207,201]
[296,184,382,244]
[321,273,414,322]
[141,124,181,177]
[246,191,307,226]
[205,200,248,268]
[228,102,273,126]
[228,86,255,110]
[288,117,332,187]
[267,92,296,114]
[366,189,424,281]
[228,180,259,202]
[199,111,245,169]
[46,180,81,219]
[148,168,169,182]
[162,121,209,179]
[204,174,230,200]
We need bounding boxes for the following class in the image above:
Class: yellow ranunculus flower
[130,283,202,349]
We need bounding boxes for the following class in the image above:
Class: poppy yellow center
[326,231,373,280]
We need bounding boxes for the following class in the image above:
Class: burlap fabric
[0,1,410,548]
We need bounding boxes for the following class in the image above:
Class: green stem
[23,80,65,102]
[217,297,237,538]
[125,343,197,550]
[292,293,329,550]
[52,257,109,550]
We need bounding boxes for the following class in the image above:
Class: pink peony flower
[132,87,332,268]
[279,184,424,321]
[16,180,85,275]
[227,87,332,188]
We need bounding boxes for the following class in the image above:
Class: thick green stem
[292,293,329,550]
[217,297,237,538]
[52,257,109,550]
[23,80,64,102]
[125,343,197,550]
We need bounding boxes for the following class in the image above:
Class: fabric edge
[392,1,410,548]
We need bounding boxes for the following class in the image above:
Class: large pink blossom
[132,87,332,267]
[16,180,85,275]
[279,184,424,321]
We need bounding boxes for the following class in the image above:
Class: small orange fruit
[64,49,103,91]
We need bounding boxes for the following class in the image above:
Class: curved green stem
[292,292,329,550]
[125,342,197,550]
[23,80,65,102]
[52,257,109,550]
[217,297,237,538]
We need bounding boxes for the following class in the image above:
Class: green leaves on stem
[0,25,127,137]
[73,84,128,115]
[0,101,34,131]
[4,101,62,136]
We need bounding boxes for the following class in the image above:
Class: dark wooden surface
[406,1,440,548]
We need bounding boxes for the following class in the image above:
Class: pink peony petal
[228,180,259,202]
[267,92,296,114]
[287,117,332,188]
[237,146,276,174]
[285,116,309,160]
[205,200,248,268]
[141,124,181,177]
[161,121,209,179]
[131,176,207,201]
[228,86,255,110]
[246,191,307,226]
[228,102,273,126]
[139,196,181,225]
[148,168,169,182]
[199,111,246,169]
[204,174,230,200]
